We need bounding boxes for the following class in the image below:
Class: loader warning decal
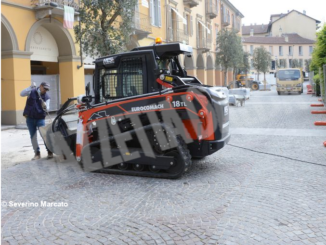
[88,106,124,121]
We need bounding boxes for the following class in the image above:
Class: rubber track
[94,134,192,179]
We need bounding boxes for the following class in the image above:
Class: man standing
[20,82,53,160]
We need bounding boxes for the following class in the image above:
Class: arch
[206,55,214,69]
[196,54,205,69]
[1,14,19,51]
[184,56,194,69]
[25,18,76,56]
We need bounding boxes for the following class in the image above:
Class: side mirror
[85,82,90,96]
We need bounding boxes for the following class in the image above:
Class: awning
[198,20,211,34]
[171,8,187,25]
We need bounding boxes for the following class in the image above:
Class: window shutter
[166,6,172,41]
[158,0,161,27]
[190,15,193,37]
[196,20,199,48]
[150,0,154,25]
[184,13,187,35]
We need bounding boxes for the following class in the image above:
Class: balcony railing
[222,12,230,26]
[206,0,217,19]
[234,21,241,33]
[170,28,189,44]
[32,0,80,11]
[183,0,199,8]
[197,37,210,52]
[133,12,152,40]
[32,0,80,20]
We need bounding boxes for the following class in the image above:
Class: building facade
[1,0,243,125]
[242,10,320,74]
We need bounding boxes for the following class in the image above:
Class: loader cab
[93,50,159,104]
[93,43,197,104]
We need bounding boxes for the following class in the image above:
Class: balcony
[183,0,199,8]
[206,0,217,19]
[32,0,80,20]
[133,12,152,40]
[170,28,189,44]
[222,13,230,26]
[197,38,210,52]
[234,21,241,33]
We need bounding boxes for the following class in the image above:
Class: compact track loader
[41,42,230,178]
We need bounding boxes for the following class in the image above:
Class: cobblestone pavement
[2,85,326,245]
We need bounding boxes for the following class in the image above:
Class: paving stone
[2,88,326,244]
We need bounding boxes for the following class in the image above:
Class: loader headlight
[296,84,302,87]
[224,105,229,116]
[77,95,86,104]
[277,84,281,87]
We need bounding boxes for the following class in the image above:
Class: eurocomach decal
[131,104,164,112]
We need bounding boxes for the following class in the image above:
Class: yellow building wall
[138,0,165,46]
[1,58,32,111]
[2,5,35,51]
[59,61,85,103]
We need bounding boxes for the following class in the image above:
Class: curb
[1,126,16,131]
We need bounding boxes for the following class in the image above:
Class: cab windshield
[278,70,301,80]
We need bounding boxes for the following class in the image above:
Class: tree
[215,29,243,87]
[304,59,311,72]
[291,59,300,68]
[252,46,271,83]
[74,0,137,57]
[310,24,326,97]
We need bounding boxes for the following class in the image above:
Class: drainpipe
[77,0,83,69]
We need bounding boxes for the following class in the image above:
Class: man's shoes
[47,152,54,159]
[32,153,41,160]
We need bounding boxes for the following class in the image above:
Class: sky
[230,0,326,29]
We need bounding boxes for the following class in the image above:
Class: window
[215,26,219,39]
[299,46,303,56]
[289,46,293,56]
[100,57,144,102]
[243,45,247,52]
[184,13,191,36]
[250,45,253,55]
[299,59,303,67]
[279,46,283,56]
[150,0,161,27]
[309,46,313,55]
[250,59,253,69]
[279,59,286,68]
[269,46,273,55]
[289,59,292,68]
[278,70,301,80]
[216,0,219,15]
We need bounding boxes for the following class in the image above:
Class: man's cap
[40,82,50,91]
